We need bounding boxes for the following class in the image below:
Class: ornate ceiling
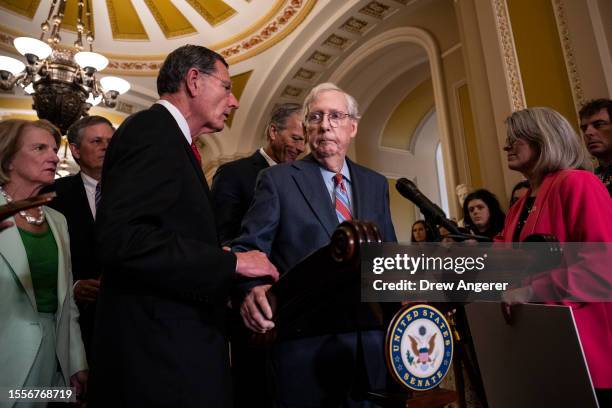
[0,0,317,75]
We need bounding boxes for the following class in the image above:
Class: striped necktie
[95,182,102,209]
[191,141,202,165]
[333,173,352,222]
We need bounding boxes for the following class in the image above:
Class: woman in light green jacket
[0,119,87,407]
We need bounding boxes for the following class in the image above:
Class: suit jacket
[90,103,237,407]
[44,173,100,356]
[496,169,612,388]
[0,199,87,405]
[211,150,269,245]
[233,154,397,337]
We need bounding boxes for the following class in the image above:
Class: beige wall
[381,78,434,150]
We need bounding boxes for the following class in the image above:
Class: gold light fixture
[0,0,130,134]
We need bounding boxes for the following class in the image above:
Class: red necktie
[334,173,352,222]
[191,141,202,165]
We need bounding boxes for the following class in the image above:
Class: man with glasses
[579,98,612,196]
[233,83,396,407]
[90,45,278,407]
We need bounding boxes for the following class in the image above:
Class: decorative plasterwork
[551,0,584,111]
[359,1,391,20]
[0,0,318,75]
[0,0,40,19]
[143,0,197,38]
[492,0,526,112]
[106,0,148,40]
[294,68,316,81]
[340,17,370,35]
[282,85,304,98]
[185,0,236,27]
[218,0,317,65]
[323,34,351,50]
[307,51,333,66]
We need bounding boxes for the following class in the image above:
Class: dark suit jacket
[211,150,269,245]
[43,173,99,358]
[232,155,397,405]
[233,154,397,337]
[90,104,237,408]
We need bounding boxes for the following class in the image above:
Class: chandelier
[0,0,130,134]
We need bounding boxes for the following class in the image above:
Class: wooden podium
[256,220,458,407]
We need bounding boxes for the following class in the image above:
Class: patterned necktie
[191,141,202,165]
[95,182,102,209]
[333,173,352,222]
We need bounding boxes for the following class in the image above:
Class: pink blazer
[497,169,612,388]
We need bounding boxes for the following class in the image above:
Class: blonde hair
[505,107,592,185]
[0,119,61,184]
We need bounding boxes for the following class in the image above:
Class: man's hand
[70,369,88,406]
[0,220,13,232]
[235,251,279,281]
[74,279,100,303]
[240,284,275,333]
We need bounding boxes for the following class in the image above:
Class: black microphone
[395,178,464,237]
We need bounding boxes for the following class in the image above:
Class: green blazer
[0,196,87,395]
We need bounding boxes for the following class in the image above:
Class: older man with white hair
[233,83,397,407]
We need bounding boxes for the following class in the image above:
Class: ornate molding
[492,0,526,112]
[0,0,317,75]
[551,0,584,112]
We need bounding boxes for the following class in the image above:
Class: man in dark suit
[211,103,305,246]
[89,45,278,408]
[211,104,304,407]
[234,83,396,407]
[44,115,113,361]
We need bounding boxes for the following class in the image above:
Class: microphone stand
[395,179,489,407]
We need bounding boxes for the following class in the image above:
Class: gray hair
[157,45,227,95]
[302,82,361,124]
[505,107,592,184]
[66,115,114,147]
[265,103,302,141]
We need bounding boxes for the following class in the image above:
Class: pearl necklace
[0,185,46,225]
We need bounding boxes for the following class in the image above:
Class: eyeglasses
[199,71,232,94]
[580,120,611,133]
[306,111,353,127]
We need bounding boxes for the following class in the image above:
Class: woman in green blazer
[0,119,87,407]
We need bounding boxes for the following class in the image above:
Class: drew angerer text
[372,279,509,292]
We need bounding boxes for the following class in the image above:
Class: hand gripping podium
[263,220,382,338]
[255,220,458,407]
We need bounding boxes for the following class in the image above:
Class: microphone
[395,178,464,237]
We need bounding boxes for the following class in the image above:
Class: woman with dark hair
[410,220,434,243]
[498,107,612,405]
[462,189,506,239]
[509,179,530,207]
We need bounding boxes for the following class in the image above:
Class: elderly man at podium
[233,82,396,407]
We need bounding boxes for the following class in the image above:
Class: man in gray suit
[234,83,396,407]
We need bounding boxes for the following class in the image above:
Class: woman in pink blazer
[497,107,612,405]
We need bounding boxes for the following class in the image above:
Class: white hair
[302,82,361,124]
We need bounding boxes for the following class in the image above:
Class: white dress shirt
[259,147,278,167]
[80,171,98,219]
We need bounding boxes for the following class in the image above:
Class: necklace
[0,185,45,225]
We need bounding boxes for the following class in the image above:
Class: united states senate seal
[386,304,453,391]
